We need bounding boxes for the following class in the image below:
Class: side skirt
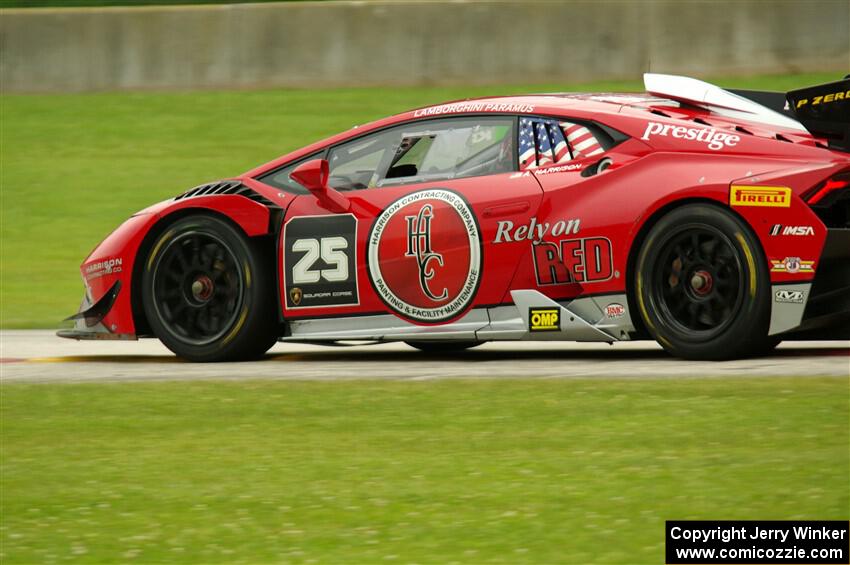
[280,290,635,343]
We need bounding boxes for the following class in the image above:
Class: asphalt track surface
[1,331,848,383]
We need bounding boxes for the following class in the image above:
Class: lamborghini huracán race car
[60,74,850,361]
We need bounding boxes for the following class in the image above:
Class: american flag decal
[561,122,604,159]
[548,123,570,163]
[519,118,537,170]
[519,118,603,171]
[535,121,554,167]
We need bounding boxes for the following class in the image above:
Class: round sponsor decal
[604,303,625,318]
[783,257,801,273]
[368,189,482,323]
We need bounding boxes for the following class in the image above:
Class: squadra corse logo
[368,189,481,323]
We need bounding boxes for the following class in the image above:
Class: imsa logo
[529,308,561,332]
[770,224,814,236]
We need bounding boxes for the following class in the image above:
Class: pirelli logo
[730,186,792,208]
[529,308,560,332]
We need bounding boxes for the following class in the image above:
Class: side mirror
[290,158,329,192]
[290,159,350,213]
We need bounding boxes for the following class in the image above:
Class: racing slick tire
[142,214,278,362]
[634,204,771,360]
[405,341,484,353]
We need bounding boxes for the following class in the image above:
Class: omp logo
[529,308,560,332]
[730,186,792,208]
[775,289,805,304]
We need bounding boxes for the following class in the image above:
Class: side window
[257,153,323,194]
[379,118,514,186]
[326,117,515,191]
[561,121,605,159]
[518,117,606,170]
[327,129,398,190]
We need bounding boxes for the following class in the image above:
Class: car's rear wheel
[142,214,277,362]
[634,204,771,360]
[405,341,484,353]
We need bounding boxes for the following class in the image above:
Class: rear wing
[786,78,850,152]
[644,74,850,152]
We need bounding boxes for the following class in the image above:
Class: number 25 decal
[283,214,359,309]
[291,237,349,283]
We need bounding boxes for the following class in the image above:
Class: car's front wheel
[634,204,771,360]
[141,214,277,362]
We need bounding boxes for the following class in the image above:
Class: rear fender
[622,166,831,286]
[627,182,827,337]
[726,177,830,336]
[727,182,827,285]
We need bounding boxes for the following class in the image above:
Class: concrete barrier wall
[1,0,848,92]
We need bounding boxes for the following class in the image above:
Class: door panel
[278,172,543,325]
[507,140,647,302]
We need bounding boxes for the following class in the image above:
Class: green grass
[0,0,307,8]
[1,377,847,563]
[0,73,838,328]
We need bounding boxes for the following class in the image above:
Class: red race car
[59,74,850,361]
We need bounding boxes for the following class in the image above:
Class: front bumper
[56,280,137,341]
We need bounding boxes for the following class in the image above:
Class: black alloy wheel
[635,204,771,360]
[152,230,242,345]
[142,215,277,362]
[652,227,744,337]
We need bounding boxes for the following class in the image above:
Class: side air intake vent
[175,180,279,208]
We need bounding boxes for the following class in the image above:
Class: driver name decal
[368,189,482,323]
